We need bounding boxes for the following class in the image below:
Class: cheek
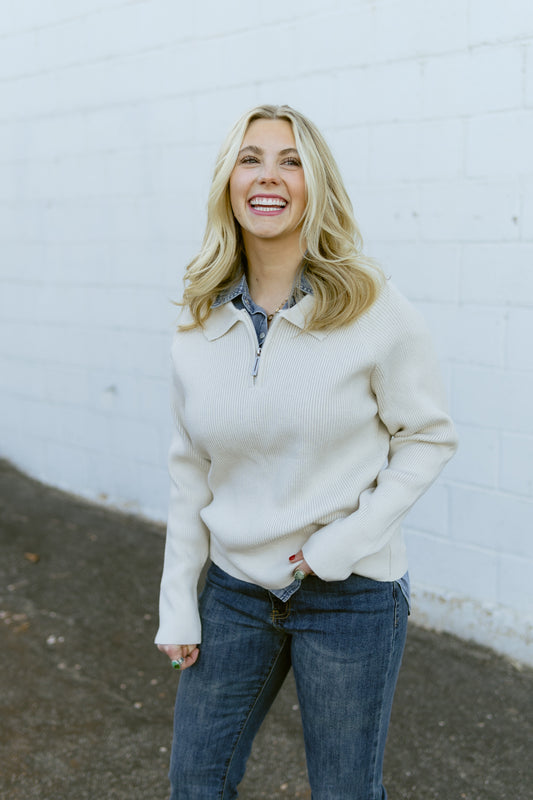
[291,172,306,198]
[293,178,307,212]
[229,188,246,227]
[229,172,246,210]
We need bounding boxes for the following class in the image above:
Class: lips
[248,195,287,213]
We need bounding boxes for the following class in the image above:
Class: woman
[156,104,457,799]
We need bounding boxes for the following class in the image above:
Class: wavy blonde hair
[180,104,384,331]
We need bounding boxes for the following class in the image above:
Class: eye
[282,157,301,167]
[240,155,260,164]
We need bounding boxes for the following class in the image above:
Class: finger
[157,644,181,660]
[294,559,311,578]
[171,646,199,672]
[179,647,200,671]
[289,552,314,579]
[157,644,198,663]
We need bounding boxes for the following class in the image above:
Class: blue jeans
[169,563,408,800]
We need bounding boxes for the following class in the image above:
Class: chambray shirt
[214,272,411,609]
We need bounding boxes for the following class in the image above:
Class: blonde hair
[180,104,384,331]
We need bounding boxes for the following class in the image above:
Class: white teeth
[250,197,286,207]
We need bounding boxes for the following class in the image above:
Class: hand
[289,550,315,579]
[157,643,199,671]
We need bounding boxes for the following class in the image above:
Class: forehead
[240,118,296,148]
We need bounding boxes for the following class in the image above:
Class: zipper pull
[252,347,262,377]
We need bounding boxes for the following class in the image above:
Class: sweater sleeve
[155,353,212,646]
[302,287,458,582]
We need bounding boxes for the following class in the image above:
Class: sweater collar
[202,292,327,341]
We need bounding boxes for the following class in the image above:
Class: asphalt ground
[1,458,532,800]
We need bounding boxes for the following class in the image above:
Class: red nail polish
[289,554,297,562]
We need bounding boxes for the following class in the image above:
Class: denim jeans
[169,563,408,800]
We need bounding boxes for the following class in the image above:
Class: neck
[242,236,305,311]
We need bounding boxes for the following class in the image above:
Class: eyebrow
[237,145,300,157]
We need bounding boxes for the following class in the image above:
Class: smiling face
[229,118,307,250]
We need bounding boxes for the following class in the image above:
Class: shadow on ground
[1,460,532,800]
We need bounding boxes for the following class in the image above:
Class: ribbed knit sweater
[155,280,458,645]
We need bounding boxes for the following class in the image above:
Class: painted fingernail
[289,554,297,562]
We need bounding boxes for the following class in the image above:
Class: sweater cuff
[155,588,202,645]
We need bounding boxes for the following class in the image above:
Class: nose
[258,159,280,184]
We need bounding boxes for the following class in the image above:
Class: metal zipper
[252,346,262,378]
[246,311,280,381]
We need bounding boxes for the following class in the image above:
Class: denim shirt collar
[204,264,327,342]
[212,270,313,310]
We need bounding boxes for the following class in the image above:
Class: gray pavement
[1,458,532,800]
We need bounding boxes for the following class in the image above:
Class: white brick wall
[1,0,532,663]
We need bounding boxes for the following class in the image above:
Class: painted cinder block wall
[1,0,532,663]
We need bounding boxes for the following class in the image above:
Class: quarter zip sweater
[156,280,458,645]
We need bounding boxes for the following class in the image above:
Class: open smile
[248,195,288,215]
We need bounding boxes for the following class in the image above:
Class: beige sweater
[156,281,457,645]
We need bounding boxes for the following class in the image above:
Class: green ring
[293,569,307,581]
